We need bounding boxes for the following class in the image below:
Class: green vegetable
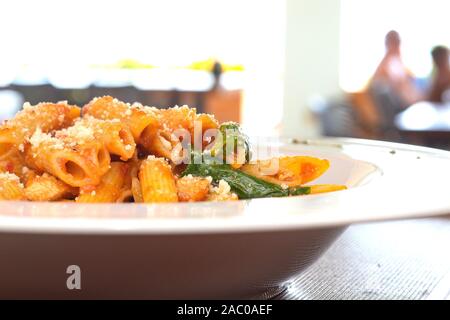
[289,186,311,196]
[182,163,310,199]
[209,122,251,164]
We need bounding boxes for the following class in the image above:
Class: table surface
[396,101,450,132]
[277,217,450,300]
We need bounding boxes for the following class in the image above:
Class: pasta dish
[0,96,345,202]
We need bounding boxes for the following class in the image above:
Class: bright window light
[0,0,285,134]
[0,0,283,69]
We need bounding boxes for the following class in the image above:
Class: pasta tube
[240,156,330,187]
[24,129,110,187]
[57,117,136,161]
[0,101,80,160]
[308,184,347,194]
[24,172,77,201]
[0,172,26,200]
[76,162,128,203]
[139,156,178,203]
[83,96,158,142]
[176,175,211,202]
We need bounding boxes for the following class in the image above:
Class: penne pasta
[83,96,158,143]
[0,128,20,161]
[176,175,211,202]
[24,129,110,187]
[195,113,219,148]
[0,152,26,178]
[56,117,136,161]
[240,156,330,187]
[115,189,133,203]
[76,162,128,203]
[196,113,219,132]
[0,172,26,200]
[308,184,347,194]
[139,105,212,161]
[0,96,345,203]
[0,101,80,160]
[120,156,143,203]
[139,128,174,160]
[139,156,178,203]
[24,172,77,201]
[131,177,144,203]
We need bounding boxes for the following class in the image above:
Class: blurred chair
[309,95,357,137]
[204,90,241,123]
[54,88,92,106]
[10,84,57,104]
[347,90,383,139]
[175,91,204,113]
[90,85,139,104]
[367,81,405,141]
[138,90,177,109]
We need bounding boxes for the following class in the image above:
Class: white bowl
[0,138,449,299]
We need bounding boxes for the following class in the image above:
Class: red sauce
[5,162,14,173]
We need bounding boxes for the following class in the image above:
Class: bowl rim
[1,137,449,235]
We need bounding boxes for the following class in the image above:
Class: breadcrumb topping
[29,128,64,150]
[59,119,94,141]
[0,172,21,182]
[146,155,171,167]
[22,102,33,111]
[0,172,24,188]
[210,179,231,195]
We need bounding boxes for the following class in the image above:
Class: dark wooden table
[395,101,450,149]
[277,218,450,300]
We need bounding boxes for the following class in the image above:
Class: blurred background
[1,0,449,149]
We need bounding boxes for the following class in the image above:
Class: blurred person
[211,59,223,91]
[371,30,422,107]
[367,30,423,138]
[428,45,450,103]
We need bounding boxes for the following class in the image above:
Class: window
[340,0,450,92]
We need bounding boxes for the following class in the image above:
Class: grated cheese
[58,119,94,142]
[146,155,170,166]
[130,102,158,115]
[22,102,33,111]
[210,179,231,195]
[0,172,21,182]
[29,128,65,150]
[0,172,24,188]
